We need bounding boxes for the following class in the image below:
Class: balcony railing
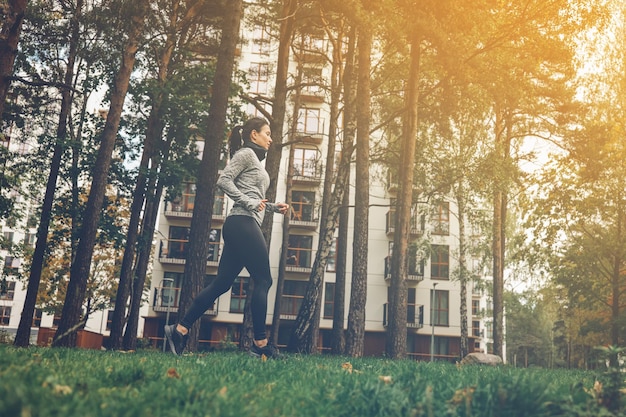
[165,196,226,221]
[292,161,323,185]
[285,247,313,273]
[289,206,318,229]
[159,239,221,266]
[385,210,424,236]
[153,286,218,315]
[384,256,424,282]
[382,302,424,329]
[279,293,303,320]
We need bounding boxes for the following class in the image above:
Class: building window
[230,277,249,314]
[170,183,195,213]
[297,108,323,135]
[0,280,15,300]
[472,299,480,316]
[167,226,189,259]
[251,24,271,55]
[291,190,315,222]
[432,202,450,235]
[32,308,42,327]
[430,245,449,280]
[0,306,11,325]
[249,62,269,94]
[281,280,307,316]
[207,228,221,262]
[213,189,225,216]
[106,310,114,331]
[293,148,319,178]
[433,336,449,355]
[326,239,336,272]
[408,243,425,277]
[323,282,335,318]
[407,288,423,326]
[24,232,36,248]
[431,289,449,326]
[302,66,323,95]
[472,320,480,337]
[287,235,313,268]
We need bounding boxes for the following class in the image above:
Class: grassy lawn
[0,344,621,417]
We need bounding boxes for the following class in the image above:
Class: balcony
[383,302,424,329]
[385,210,424,237]
[285,246,313,274]
[383,256,424,282]
[289,206,318,230]
[153,285,218,315]
[165,196,226,222]
[159,239,221,267]
[292,162,323,185]
[279,293,303,320]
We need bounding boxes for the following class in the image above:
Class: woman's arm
[217,150,260,211]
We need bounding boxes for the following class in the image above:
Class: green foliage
[0,346,623,417]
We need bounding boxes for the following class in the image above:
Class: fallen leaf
[219,386,228,397]
[53,384,73,395]
[167,367,181,379]
[379,375,393,384]
[342,362,353,373]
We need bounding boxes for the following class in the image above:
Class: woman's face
[250,124,272,150]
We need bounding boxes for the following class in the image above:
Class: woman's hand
[276,202,289,215]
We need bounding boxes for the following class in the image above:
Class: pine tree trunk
[288,44,355,353]
[0,0,26,121]
[386,30,420,359]
[123,176,165,350]
[345,27,371,357]
[178,0,242,352]
[330,26,357,355]
[457,188,468,359]
[14,0,83,347]
[491,108,509,358]
[109,2,179,348]
[53,0,149,347]
[259,0,296,246]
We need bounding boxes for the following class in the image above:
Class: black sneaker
[164,324,187,355]
[249,342,281,359]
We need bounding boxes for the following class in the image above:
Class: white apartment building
[142,17,499,361]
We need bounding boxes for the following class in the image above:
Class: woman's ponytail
[228,125,244,157]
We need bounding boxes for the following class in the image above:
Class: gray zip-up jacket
[217,147,281,226]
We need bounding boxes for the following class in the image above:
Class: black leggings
[180,215,273,340]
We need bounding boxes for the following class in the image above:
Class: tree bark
[109,0,181,351]
[123,172,165,350]
[491,107,510,358]
[386,29,420,359]
[14,0,83,347]
[345,26,371,357]
[259,0,296,245]
[457,187,469,359]
[53,0,149,347]
[178,0,242,352]
[0,0,27,121]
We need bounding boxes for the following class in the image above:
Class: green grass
[0,344,621,417]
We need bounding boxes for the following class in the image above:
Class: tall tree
[178,0,243,352]
[344,23,371,357]
[287,19,355,354]
[53,0,150,347]
[0,0,27,122]
[14,0,84,347]
[386,29,420,359]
